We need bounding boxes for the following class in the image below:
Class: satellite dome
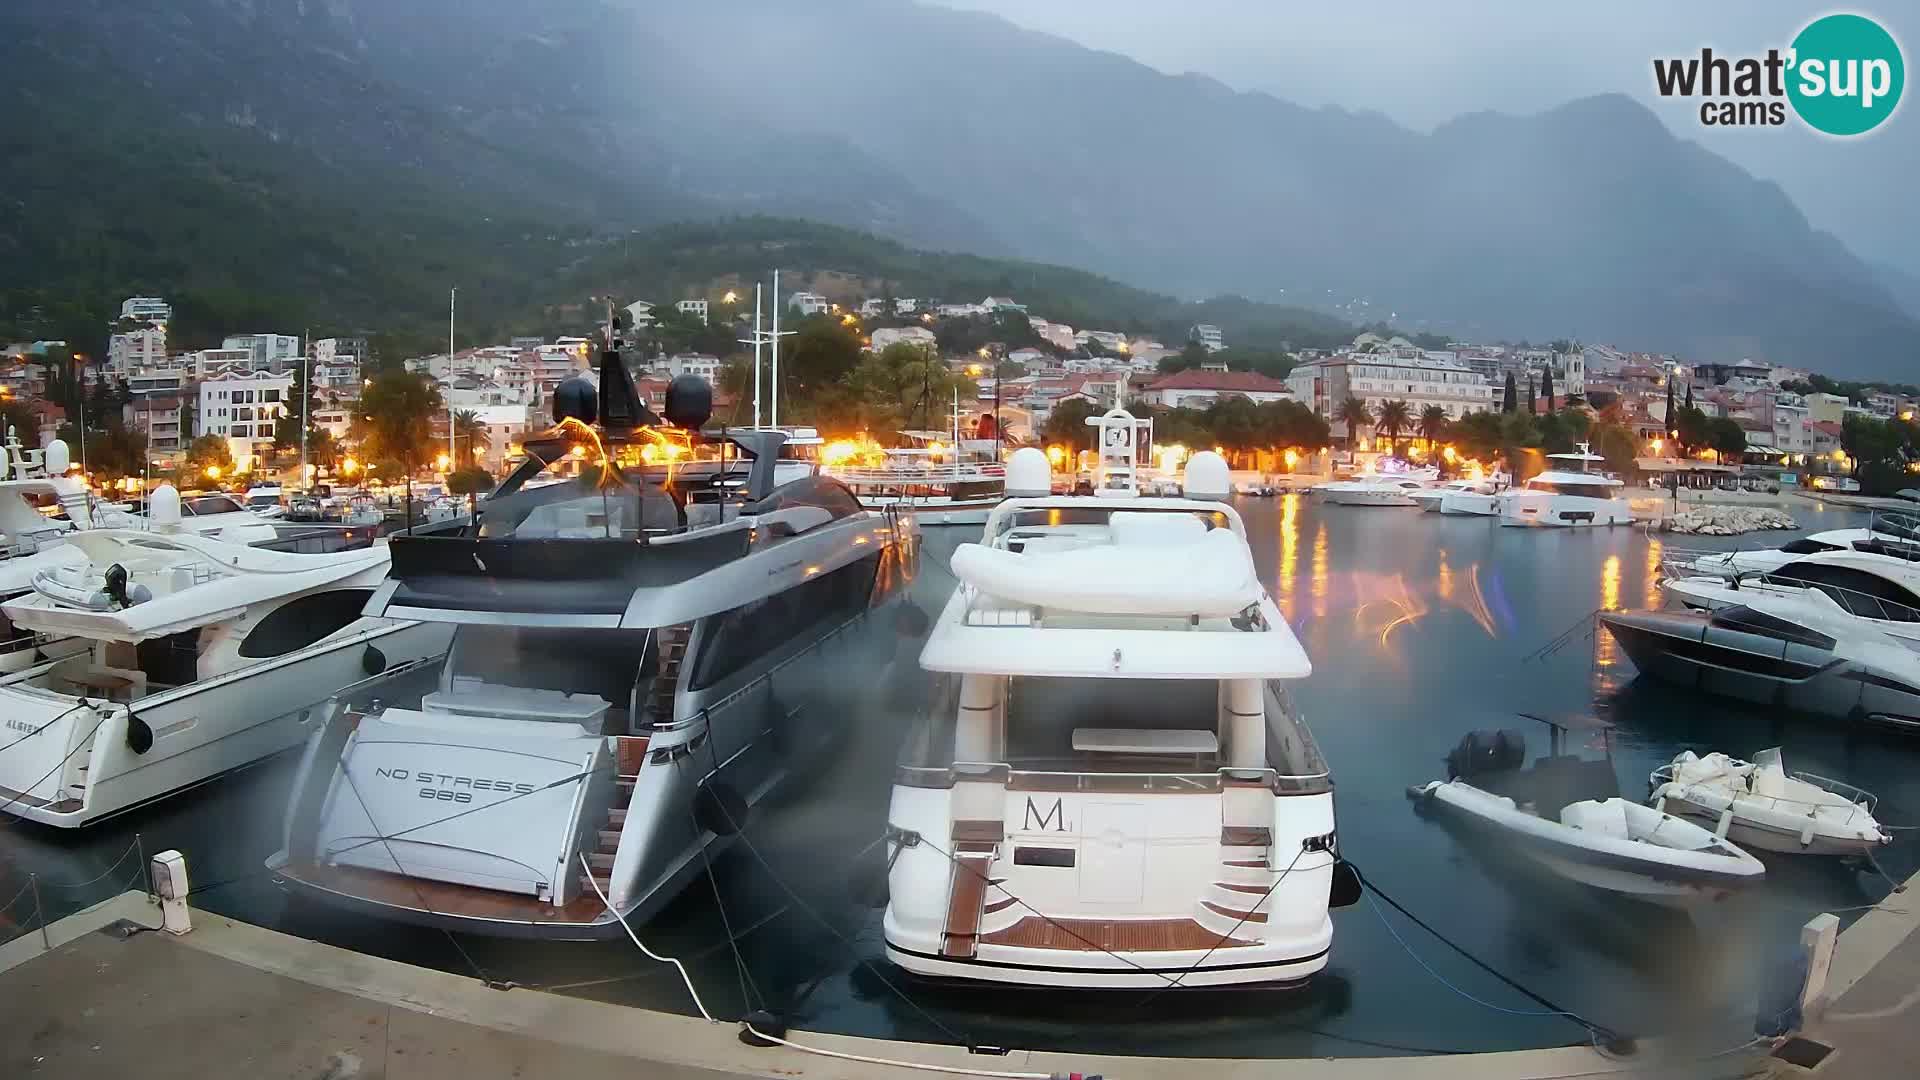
[149,484,182,528]
[553,377,598,425]
[45,439,71,474]
[664,375,713,430]
[1005,447,1051,498]
[1183,450,1230,500]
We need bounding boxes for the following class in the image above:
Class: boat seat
[1107,512,1207,547]
[1072,727,1217,755]
[1560,798,1630,838]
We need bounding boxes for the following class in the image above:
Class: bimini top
[2,529,390,643]
[922,495,1311,681]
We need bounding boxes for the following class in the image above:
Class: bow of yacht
[882,410,1343,989]
[0,490,452,827]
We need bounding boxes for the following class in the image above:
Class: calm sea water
[4,495,1915,1059]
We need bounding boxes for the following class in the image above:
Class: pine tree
[1541,369,1555,412]
[1683,383,1694,412]
[1527,376,1537,415]
[1503,371,1517,414]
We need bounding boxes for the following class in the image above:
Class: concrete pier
[7,882,1914,1079]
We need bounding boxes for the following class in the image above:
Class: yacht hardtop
[884,409,1342,989]
[272,355,920,938]
[0,488,451,826]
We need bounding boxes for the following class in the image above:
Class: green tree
[1590,421,1639,476]
[178,434,234,484]
[1374,399,1412,455]
[352,369,443,477]
[849,343,972,436]
[446,464,495,496]
[453,409,491,465]
[1042,398,1103,453]
[1503,372,1518,414]
[1418,404,1448,451]
[1707,417,1747,459]
[1526,375,1537,416]
[1335,395,1371,452]
[1541,368,1555,411]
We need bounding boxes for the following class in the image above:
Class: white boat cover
[951,524,1260,617]
[1655,750,1888,849]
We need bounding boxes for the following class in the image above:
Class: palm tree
[453,409,491,464]
[1335,395,1371,453]
[1418,404,1448,452]
[1375,399,1412,456]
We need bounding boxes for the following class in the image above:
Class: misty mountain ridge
[4,0,1914,376]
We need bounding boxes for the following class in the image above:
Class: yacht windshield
[447,625,656,722]
[1525,481,1617,499]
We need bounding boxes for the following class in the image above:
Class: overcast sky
[933,1,1918,278]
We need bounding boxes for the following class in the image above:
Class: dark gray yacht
[269,350,921,937]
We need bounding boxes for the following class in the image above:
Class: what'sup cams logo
[1653,13,1904,135]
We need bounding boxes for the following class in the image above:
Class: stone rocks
[1661,505,1800,535]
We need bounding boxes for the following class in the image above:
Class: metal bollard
[149,850,192,935]
[1800,912,1840,1019]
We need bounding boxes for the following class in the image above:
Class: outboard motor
[1445,729,1527,781]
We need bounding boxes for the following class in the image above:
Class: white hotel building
[198,370,294,472]
[1287,352,1496,435]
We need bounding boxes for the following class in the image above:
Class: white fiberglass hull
[1324,487,1416,507]
[883,782,1336,988]
[1439,491,1499,516]
[854,494,999,527]
[0,620,453,827]
[1498,494,1631,527]
[1417,780,1763,907]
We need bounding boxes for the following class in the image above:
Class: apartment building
[1286,352,1495,432]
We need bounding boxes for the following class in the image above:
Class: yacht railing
[1652,762,1880,828]
[895,760,1330,794]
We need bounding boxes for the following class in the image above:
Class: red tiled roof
[1810,420,1844,436]
[1143,370,1291,392]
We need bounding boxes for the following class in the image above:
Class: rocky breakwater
[1660,505,1800,535]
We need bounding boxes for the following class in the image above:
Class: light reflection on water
[3,498,1913,1061]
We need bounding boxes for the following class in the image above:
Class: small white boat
[1411,478,1492,513]
[1323,477,1425,507]
[1414,780,1765,906]
[1650,749,1891,857]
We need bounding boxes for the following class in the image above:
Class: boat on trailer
[883,409,1345,989]
[270,355,920,939]
[1649,749,1891,856]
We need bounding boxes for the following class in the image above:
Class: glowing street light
[723,291,739,304]
[341,457,360,476]
[1046,445,1066,466]
[1441,445,1457,463]
[434,452,452,471]
[1649,438,1663,454]
[204,465,221,479]
[966,364,983,377]
[1283,448,1300,470]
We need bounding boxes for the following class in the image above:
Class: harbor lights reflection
[1595,554,1624,681]
[1311,522,1329,618]
[1277,492,1299,619]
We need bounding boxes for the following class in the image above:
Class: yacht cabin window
[237,589,375,658]
[448,626,657,730]
[689,552,877,691]
[1523,480,1616,499]
[1769,562,1920,622]
[184,495,248,516]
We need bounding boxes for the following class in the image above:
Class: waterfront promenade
[5,880,1914,1079]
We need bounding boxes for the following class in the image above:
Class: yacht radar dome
[1005,447,1051,497]
[149,483,182,529]
[45,439,71,474]
[552,377,598,425]
[664,374,713,430]
[1183,450,1230,500]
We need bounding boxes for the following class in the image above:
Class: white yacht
[1321,476,1427,507]
[1602,550,1920,728]
[829,451,1007,526]
[1683,511,1920,576]
[0,487,453,827]
[883,410,1344,989]
[271,363,921,938]
[1411,477,1496,513]
[1497,447,1629,527]
[244,484,288,519]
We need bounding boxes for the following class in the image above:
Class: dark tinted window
[185,496,246,516]
[449,625,655,712]
[690,553,877,690]
[1530,482,1617,499]
[1772,563,1920,622]
[238,589,375,657]
[1781,537,1843,555]
[1709,605,1837,650]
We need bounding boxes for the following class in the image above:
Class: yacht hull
[1497,493,1631,527]
[0,620,453,828]
[1599,610,1920,729]
[1439,492,1499,516]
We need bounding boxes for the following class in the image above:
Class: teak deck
[278,861,607,926]
[981,916,1257,952]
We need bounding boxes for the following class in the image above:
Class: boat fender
[693,780,749,837]
[124,712,154,755]
[1328,858,1362,908]
[361,645,387,677]
[738,1009,787,1047]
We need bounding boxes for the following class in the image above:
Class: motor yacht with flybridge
[0,487,452,827]
[1497,445,1630,527]
[883,408,1345,989]
[270,347,920,939]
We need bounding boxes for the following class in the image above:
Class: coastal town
[2,284,1915,509]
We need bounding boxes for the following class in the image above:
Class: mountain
[4,0,1915,375]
